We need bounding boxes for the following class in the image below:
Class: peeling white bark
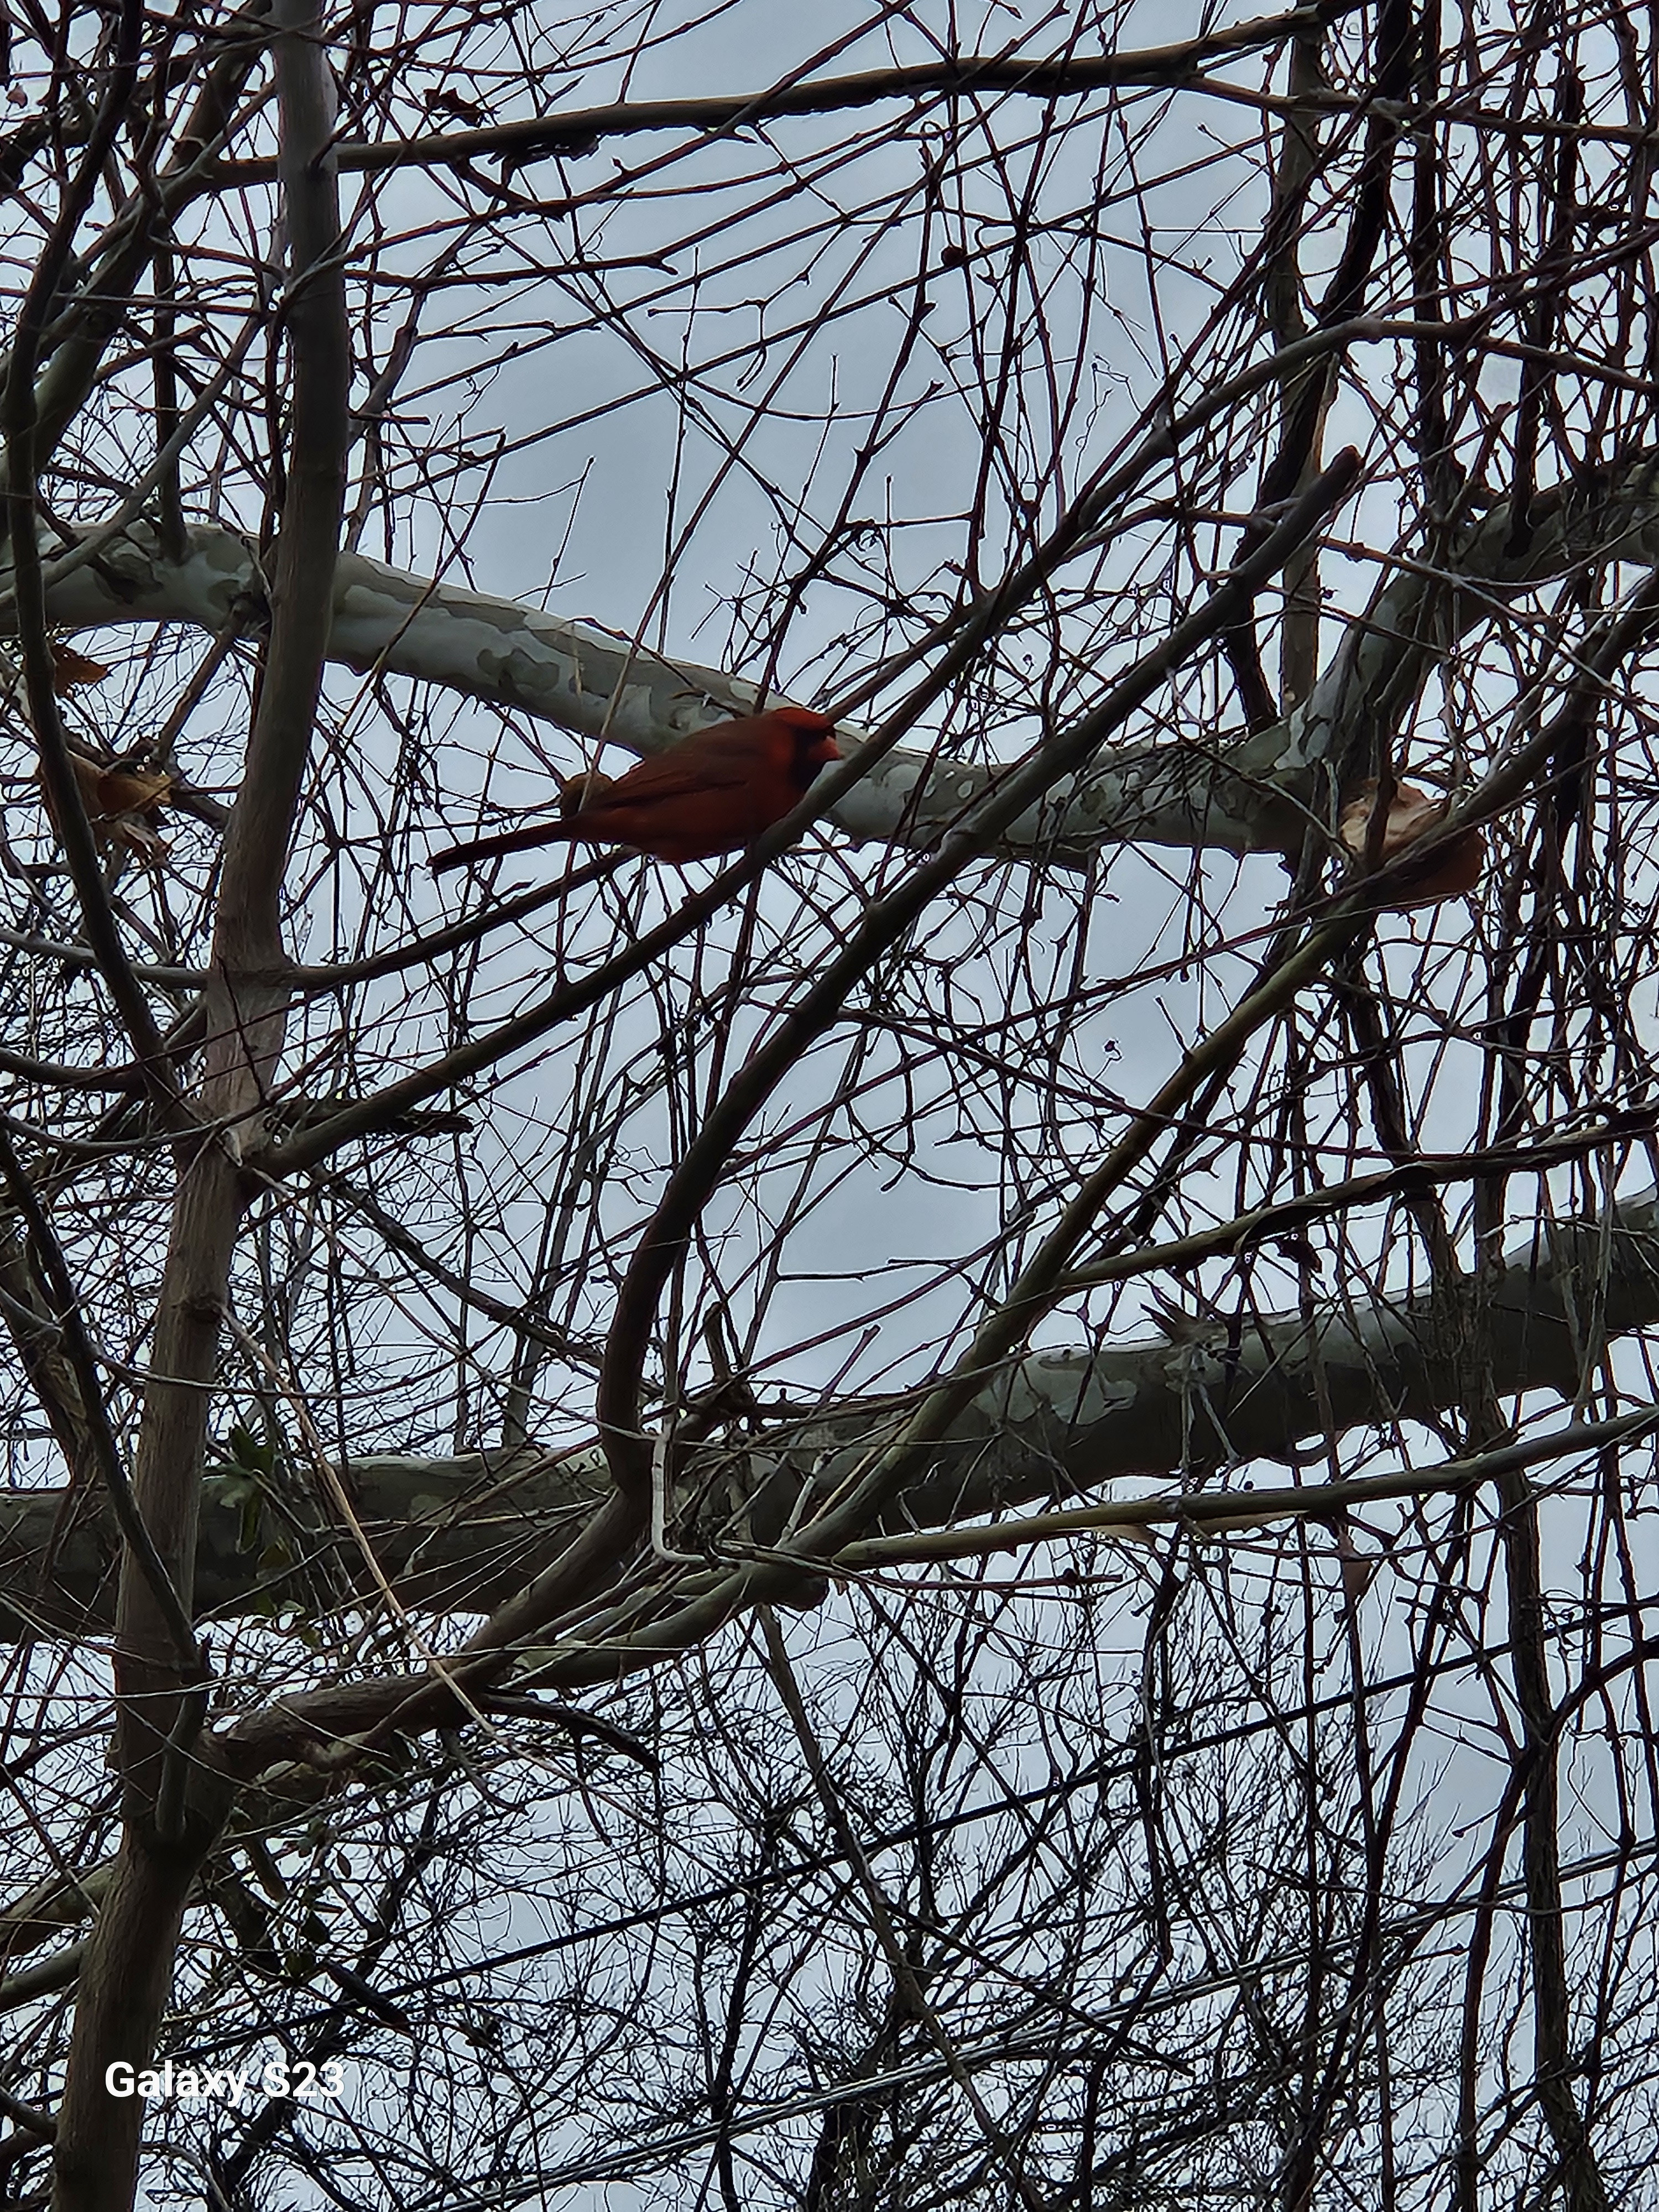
[2,1184,1653,1634]
[24,451,1659,866]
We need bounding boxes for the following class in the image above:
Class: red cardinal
[432,706,840,873]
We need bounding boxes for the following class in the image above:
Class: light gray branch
[25,451,1659,867]
[1,1181,1653,1638]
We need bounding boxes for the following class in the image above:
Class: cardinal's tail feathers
[431,817,579,874]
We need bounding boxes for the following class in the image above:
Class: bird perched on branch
[1337,779,1485,909]
[43,750,175,859]
[30,643,177,860]
[431,706,841,873]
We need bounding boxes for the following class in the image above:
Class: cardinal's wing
[604,739,758,809]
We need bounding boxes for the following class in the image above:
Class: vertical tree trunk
[49,1,349,2200]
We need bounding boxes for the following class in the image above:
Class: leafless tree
[2,0,1659,2206]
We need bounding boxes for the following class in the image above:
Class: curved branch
[24,448,1659,872]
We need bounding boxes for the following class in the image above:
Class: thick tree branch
[2,1152,1656,1641]
[211,6,1357,186]
[182,1171,1659,1773]
[22,447,1659,876]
